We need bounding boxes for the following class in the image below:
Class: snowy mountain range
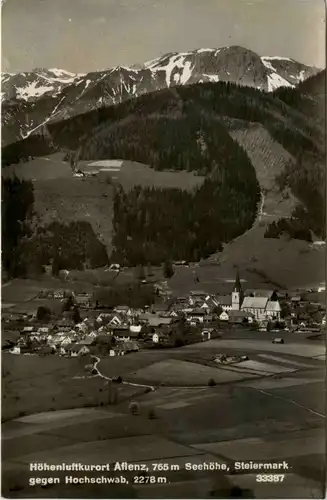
[1,68,83,101]
[1,45,320,146]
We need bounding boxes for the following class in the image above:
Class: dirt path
[88,356,156,392]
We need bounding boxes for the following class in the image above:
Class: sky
[1,0,326,73]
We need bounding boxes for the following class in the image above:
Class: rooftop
[241,297,269,309]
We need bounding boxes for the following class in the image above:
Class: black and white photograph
[1,0,326,498]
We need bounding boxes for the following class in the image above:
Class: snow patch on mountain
[298,70,306,82]
[146,53,194,86]
[38,74,78,84]
[1,46,319,146]
[197,48,215,54]
[17,81,55,100]
[262,56,293,62]
[84,79,92,90]
[180,61,194,84]
[261,58,277,72]
[48,68,81,78]
[203,74,220,82]
[267,73,294,91]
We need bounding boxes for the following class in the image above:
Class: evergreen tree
[36,306,51,322]
[72,306,81,324]
[62,295,74,312]
[52,255,60,277]
[2,175,34,277]
[163,261,174,279]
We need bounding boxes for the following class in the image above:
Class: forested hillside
[112,174,259,265]
[1,176,34,277]
[2,176,109,277]
[2,75,325,265]
[267,70,326,239]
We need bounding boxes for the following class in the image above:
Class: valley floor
[2,331,325,499]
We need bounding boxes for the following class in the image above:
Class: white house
[219,311,229,321]
[22,326,34,333]
[109,263,121,271]
[38,327,49,334]
[108,315,124,326]
[75,322,88,334]
[89,330,98,338]
[9,346,20,355]
[67,345,90,357]
[189,291,210,306]
[109,348,125,356]
[201,329,214,340]
[130,325,142,334]
[152,333,160,343]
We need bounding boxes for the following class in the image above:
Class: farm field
[214,224,325,290]
[2,152,324,290]
[102,160,205,191]
[3,154,204,257]
[2,334,325,498]
[125,358,258,386]
[2,277,96,319]
[1,353,144,422]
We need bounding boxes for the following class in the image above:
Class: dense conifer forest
[2,176,35,277]
[2,176,109,277]
[2,74,325,265]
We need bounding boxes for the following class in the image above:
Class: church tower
[232,270,243,310]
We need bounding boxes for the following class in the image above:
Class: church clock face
[232,291,241,310]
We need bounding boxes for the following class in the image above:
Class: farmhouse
[113,305,133,316]
[75,293,93,308]
[139,313,175,328]
[186,308,207,323]
[219,311,229,321]
[150,303,169,315]
[217,296,232,311]
[65,344,90,357]
[189,291,210,305]
[109,263,121,271]
[80,334,97,346]
[151,330,171,344]
[108,314,125,326]
[110,326,131,342]
[228,310,254,324]
[200,328,218,340]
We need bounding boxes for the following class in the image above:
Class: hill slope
[2,75,325,270]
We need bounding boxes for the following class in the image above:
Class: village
[3,271,325,359]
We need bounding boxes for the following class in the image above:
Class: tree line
[2,176,109,278]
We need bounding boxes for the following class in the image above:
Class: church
[231,271,281,322]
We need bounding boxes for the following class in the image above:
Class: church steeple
[233,270,242,293]
[232,269,243,310]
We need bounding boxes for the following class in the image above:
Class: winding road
[86,355,155,392]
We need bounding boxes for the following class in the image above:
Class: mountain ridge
[2,72,324,273]
[1,45,320,147]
